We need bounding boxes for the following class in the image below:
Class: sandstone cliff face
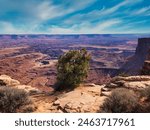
[141,49,150,75]
[120,38,150,75]
[135,38,150,57]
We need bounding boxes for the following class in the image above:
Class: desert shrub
[0,86,30,113]
[55,48,90,90]
[18,104,37,113]
[141,86,150,100]
[101,88,140,113]
[138,86,150,112]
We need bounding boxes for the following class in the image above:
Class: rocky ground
[1,74,150,113]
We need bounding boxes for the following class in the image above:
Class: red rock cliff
[119,38,150,75]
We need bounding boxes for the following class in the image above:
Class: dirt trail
[30,92,58,113]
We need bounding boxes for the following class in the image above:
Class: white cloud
[0,21,43,34]
[48,19,122,34]
[0,0,148,34]
[131,6,150,15]
[36,1,60,20]
[48,26,76,34]
[100,1,129,15]
[35,0,97,20]
[63,0,144,26]
[16,18,121,34]
[96,19,121,30]
[0,0,97,23]
[0,21,20,34]
[97,0,143,15]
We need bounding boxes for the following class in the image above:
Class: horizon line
[0,33,150,35]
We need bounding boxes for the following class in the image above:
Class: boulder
[0,75,40,94]
[0,75,20,87]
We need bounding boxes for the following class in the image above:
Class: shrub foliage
[101,88,140,113]
[56,48,90,90]
[141,86,150,100]
[139,86,150,112]
[0,86,30,113]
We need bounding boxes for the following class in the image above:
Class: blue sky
[0,0,150,34]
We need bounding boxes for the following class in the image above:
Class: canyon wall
[119,38,150,75]
[141,49,150,75]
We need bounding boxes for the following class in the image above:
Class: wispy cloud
[0,21,43,34]
[48,19,122,34]
[33,0,97,20]
[99,0,129,15]
[0,0,149,34]
[131,6,150,15]
[63,0,144,26]
[96,0,143,16]
[0,0,97,22]
[0,21,21,34]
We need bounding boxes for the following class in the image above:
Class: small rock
[101,92,111,97]
[106,83,118,88]
[101,87,111,92]
[53,100,60,105]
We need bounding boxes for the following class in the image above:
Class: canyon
[0,34,148,91]
[0,34,150,113]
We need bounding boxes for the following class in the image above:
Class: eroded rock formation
[141,49,150,75]
[120,38,150,75]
